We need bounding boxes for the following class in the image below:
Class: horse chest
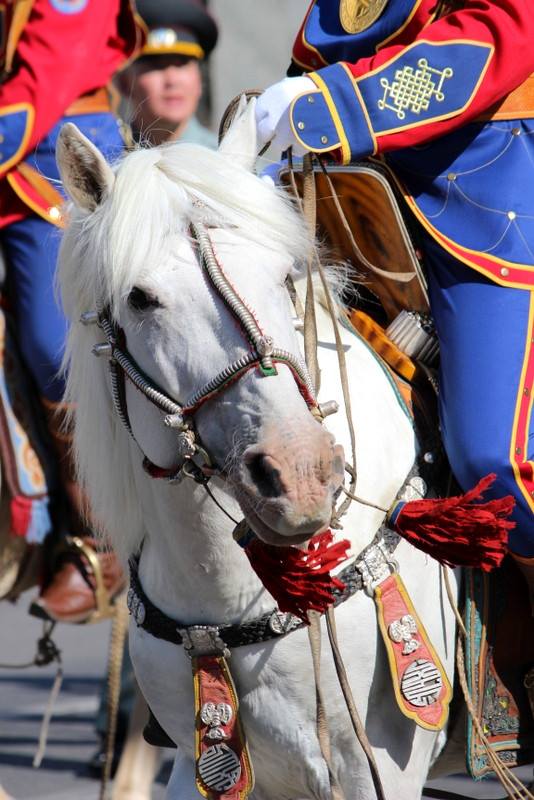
[130,624,345,797]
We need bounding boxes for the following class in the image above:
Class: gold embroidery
[378,58,453,120]
[339,0,389,34]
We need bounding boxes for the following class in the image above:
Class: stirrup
[66,536,117,623]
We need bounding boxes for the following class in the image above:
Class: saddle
[280,159,429,323]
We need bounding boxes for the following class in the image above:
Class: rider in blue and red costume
[0,0,144,622]
[255,0,534,599]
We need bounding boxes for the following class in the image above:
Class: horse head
[56,99,345,550]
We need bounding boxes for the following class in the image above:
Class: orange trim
[5,0,34,73]
[476,73,534,121]
[509,292,534,513]
[141,41,204,59]
[349,309,417,383]
[6,171,64,228]
[16,162,64,208]
[64,87,111,116]
[0,102,34,175]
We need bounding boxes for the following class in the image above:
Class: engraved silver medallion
[388,614,420,655]
[197,743,241,792]
[200,702,232,740]
[401,658,442,707]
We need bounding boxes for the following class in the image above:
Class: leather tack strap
[193,655,254,799]
[374,573,452,731]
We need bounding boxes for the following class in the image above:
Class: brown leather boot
[29,400,125,624]
[30,535,125,623]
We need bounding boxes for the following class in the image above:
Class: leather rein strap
[297,152,387,800]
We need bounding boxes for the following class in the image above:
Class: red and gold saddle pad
[465,559,534,778]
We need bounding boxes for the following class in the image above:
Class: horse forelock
[61,143,312,319]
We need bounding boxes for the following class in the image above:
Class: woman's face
[125,55,203,131]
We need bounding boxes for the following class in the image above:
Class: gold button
[512,127,521,136]
[447,173,456,181]
[297,121,305,130]
[307,96,315,104]
[507,211,516,220]
[500,267,509,276]
[524,387,530,397]
[321,135,328,144]
[516,446,522,455]
[48,206,61,221]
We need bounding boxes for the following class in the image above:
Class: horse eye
[127,287,160,312]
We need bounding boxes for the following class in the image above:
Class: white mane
[58,142,312,556]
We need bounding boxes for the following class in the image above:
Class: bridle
[84,220,329,483]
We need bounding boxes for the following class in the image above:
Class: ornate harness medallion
[197,743,242,792]
[388,614,420,655]
[339,0,389,34]
[400,658,443,707]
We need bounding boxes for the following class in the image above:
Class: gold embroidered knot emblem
[378,58,453,120]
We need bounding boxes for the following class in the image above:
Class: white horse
[56,101,457,800]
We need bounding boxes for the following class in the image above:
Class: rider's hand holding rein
[255,76,315,155]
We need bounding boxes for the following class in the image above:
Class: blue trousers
[0,112,124,402]
[1,216,66,401]
[424,234,534,557]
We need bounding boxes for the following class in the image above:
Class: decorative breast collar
[127,524,402,651]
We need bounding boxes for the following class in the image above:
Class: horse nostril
[245,453,283,498]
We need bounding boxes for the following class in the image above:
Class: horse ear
[218,95,258,171]
[56,122,115,212]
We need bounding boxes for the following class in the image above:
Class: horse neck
[136,472,271,626]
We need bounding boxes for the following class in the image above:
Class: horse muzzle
[233,424,345,546]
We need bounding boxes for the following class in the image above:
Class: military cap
[136,0,218,60]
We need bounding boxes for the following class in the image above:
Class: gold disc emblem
[339,0,389,33]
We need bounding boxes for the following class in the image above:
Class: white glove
[255,76,316,155]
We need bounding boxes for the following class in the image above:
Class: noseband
[85,221,319,482]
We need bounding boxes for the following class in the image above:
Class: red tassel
[238,529,350,622]
[390,474,514,571]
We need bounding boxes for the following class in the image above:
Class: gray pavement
[0,594,532,799]
[0,593,170,799]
